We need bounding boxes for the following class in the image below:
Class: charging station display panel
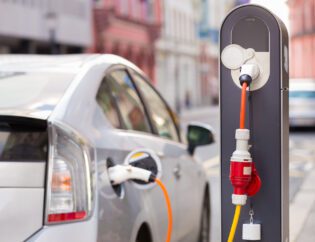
[220,5,289,242]
[232,17,269,52]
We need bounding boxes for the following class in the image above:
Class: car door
[130,71,205,241]
[95,66,179,242]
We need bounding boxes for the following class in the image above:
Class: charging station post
[220,5,289,242]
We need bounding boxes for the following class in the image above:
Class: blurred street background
[0,0,314,241]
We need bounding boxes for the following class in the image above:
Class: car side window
[106,70,151,133]
[132,73,180,142]
[96,78,121,129]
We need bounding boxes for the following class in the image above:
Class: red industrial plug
[247,163,261,197]
[230,160,252,195]
[229,129,261,205]
[230,160,261,201]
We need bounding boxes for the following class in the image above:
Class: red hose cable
[155,178,172,242]
[240,82,248,129]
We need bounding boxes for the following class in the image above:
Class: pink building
[289,0,315,79]
[91,0,162,83]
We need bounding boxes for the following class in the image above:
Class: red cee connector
[230,161,261,196]
[247,162,262,197]
[230,160,252,195]
[229,129,261,205]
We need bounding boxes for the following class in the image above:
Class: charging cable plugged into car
[107,162,172,242]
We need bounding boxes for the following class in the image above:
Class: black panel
[232,17,269,51]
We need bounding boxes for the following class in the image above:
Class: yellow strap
[228,205,242,242]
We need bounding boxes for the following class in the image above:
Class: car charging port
[128,156,158,184]
[124,150,161,185]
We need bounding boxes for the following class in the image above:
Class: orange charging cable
[228,81,248,242]
[155,178,172,242]
[240,82,248,129]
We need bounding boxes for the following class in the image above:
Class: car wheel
[135,223,152,242]
[198,192,210,242]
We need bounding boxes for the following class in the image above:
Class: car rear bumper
[26,217,97,242]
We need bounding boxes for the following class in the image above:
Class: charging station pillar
[220,5,289,242]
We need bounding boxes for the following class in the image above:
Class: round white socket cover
[221,44,270,91]
[221,44,254,70]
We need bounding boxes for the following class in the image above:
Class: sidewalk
[290,168,315,242]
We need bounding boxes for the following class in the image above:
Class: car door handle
[173,165,181,179]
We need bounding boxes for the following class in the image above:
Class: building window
[118,0,128,16]
[299,6,304,34]
[304,1,313,32]
[146,0,155,23]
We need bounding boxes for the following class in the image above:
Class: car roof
[0,54,142,120]
[0,54,141,73]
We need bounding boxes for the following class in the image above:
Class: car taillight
[46,124,93,224]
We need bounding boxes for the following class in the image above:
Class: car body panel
[0,188,44,242]
[175,155,205,241]
[0,162,45,187]
[0,54,208,242]
[0,54,142,120]
[0,72,75,120]
[0,117,47,242]
[26,215,98,242]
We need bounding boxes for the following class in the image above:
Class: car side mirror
[187,122,215,155]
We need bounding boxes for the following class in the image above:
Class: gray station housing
[220,5,289,242]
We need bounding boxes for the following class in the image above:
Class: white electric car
[0,55,214,242]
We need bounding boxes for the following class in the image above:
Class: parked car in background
[289,79,315,127]
[0,55,214,242]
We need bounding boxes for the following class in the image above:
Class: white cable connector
[230,129,252,162]
[232,194,247,206]
[108,165,154,185]
[230,129,252,205]
[240,63,260,81]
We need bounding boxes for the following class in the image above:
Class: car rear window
[0,131,48,161]
[289,91,315,99]
[0,72,74,112]
[0,118,48,162]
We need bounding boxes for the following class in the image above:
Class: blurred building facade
[0,0,92,54]
[289,0,315,79]
[198,0,244,104]
[91,0,162,82]
[155,0,201,112]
